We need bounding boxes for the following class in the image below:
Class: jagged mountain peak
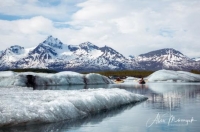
[80,41,98,47]
[135,48,196,70]
[100,45,118,54]
[100,45,126,60]
[164,48,184,55]
[0,35,199,71]
[80,41,93,46]
[42,35,63,49]
[0,45,26,67]
[24,36,63,64]
[139,48,185,58]
[4,45,25,55]
[68,45,79,52]
[79,41,99,51]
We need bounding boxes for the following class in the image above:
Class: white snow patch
[0,88,147,127]
[89,50,103,59]
[147,70,200,82]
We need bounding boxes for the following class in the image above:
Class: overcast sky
[0,0,200,58]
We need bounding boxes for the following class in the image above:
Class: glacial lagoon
[1,82,200,132]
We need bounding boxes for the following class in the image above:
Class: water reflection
[34,84,113,90]
[34,83,150,91]
[145,83,200,111]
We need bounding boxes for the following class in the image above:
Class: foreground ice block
[0,71,113,87]
[0,88,147,127]
[148,70,200,82]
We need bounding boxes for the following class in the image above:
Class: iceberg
[0,71,113,87]
[0,88,147,127]
[85,73,112,84]
[0,71,16,77]
[147,70,200,82]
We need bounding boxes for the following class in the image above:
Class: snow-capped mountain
[0,36,199,71]
[15,36,70,68]
[1,45,25,61]
[8,36,138,71]
[135,48,199,70]
[0,45,30,69]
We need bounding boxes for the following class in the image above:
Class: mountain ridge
[0,36,199,71]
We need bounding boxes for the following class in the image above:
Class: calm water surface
[1,82,200,132]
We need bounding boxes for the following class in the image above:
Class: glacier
[0,88,147,127]
[0,71,113,87]
[147,70,200,82]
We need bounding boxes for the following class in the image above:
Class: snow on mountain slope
[15,36,72,68]
[42,35,63,49]
[135,48,196,70]
[100,46,126,61]
[81,45,139,70]
[13,36,131,70]
[0,88,147,127]
[0,35,199,71]
[70,42,103,60]
[67,39,137,70]
[48,40,134,71]
[0,45,25,62]
[136,48,189,62]
[0,45,34,69]
[79,41,99,52]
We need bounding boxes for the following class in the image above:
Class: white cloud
[0,16,54,49]
[0,0,82,21]
[0,0,200,58]
[67,0,200,57]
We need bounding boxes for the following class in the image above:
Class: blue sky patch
[159,28,175,38]
[0,14,22,21]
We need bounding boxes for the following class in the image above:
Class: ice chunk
[0,71,15,77]
[85,73,113,84]
[0,71,113,87]
[126,77,138,80]
[0,73,27,87]
[148,70,200,82]
[0,88,147,127]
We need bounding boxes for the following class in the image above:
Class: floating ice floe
[147,70,200,82]
[0,71,113,87]
[0,88,147,127]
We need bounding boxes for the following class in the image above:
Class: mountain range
[0,36,199,71]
